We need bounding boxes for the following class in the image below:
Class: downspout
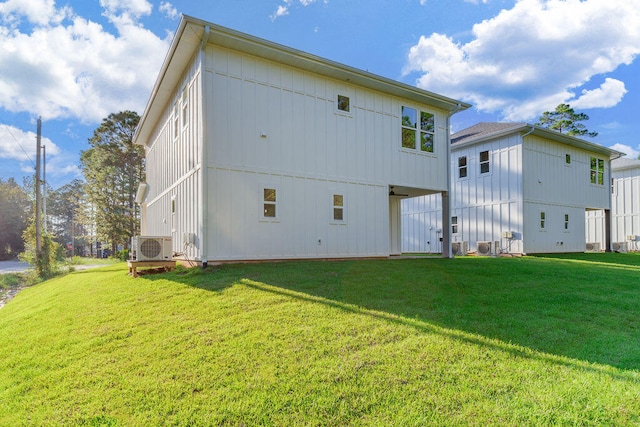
[199,25,210,268]
[443,103,462,259]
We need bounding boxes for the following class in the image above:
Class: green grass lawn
[1,254,640,425]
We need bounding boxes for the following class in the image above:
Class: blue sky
[1,0,639,188]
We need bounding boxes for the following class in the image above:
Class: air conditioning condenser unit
[612,242,628,253]
[452,241,468,256]
[476,241,494,256]
[132,236,173,261]
[585,242,601,252]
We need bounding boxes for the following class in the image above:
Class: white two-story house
[133,15,469,265]
[402,122,623,254]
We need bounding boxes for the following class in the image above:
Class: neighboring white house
[402,122,624,254]
[608,158,640,251]
[133,15,469,265]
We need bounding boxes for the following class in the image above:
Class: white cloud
[0,124,59,164]
[270,0,322,21]
[0,1,172,123]
[270,5,289,21]
[571,78,628,109]
[159,2,179,20]
[0,0,72,26]
[610,143,639,159]
[404,0,640,121]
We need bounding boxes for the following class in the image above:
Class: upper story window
[173,103,179,139]
[263,188,277,218]
[337,95,350,113]
[565,154,571,165]
[590,157,604,185]
[401,106,435,153]
[333,194,344,221]
[480,150,490,174]
[458,156,468,178]
[181,87,189,128]
[452,216,458,234]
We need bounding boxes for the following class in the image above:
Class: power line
[3,124,36,168]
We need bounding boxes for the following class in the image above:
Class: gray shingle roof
[451,122,527,145]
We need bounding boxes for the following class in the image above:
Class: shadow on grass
[148,253,640,372]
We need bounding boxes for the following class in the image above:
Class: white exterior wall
[612,165,640,250]
[198,44,450,261]
[403,134,524,254]
[523,135,611,253]
[142,53,202,260]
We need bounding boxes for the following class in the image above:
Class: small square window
[337,95,350,112]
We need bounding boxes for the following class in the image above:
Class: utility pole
[35,117,43,263]
[43,144,47,232]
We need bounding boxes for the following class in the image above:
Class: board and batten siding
[403,133,524,254]
[202,44,450,260]
[142,52,202,260]
[611,164,640,248]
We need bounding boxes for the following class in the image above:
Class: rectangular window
[337,95,350,112]
[480,150,490,174]
[333,194,344,221]
[540,211,546,230]
[181,87,189,128]
[263,188,276,218]
[173,103,179,139]
[171,196,176,232]
[565,154,571,164]
[564,213,569,231]
[401,106,435,153]
[458,156,467,178]
[612,178,616,195]
[590,157,604,185]
[452,216,458,234]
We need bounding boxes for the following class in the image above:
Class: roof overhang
[452,123,625,161]
[134,15,471,146]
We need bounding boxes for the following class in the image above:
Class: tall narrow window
[612,178,616,195]
[173,103,179,139]
[181,87,189,128]
[458,156,467,178]
[171,196,176,232]
[590,157,604,185]
[452,216,458,234]
[401,106,435,153]
[401,106,417,149]
[263,188,276,218]
[565,154,571,165]
[333,194,344,221]
[564,214,569,231]
[540,212,546,230]
[480,150,490,174]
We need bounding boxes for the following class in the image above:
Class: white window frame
[171,195,176,233]
[458,156,468,179]
[331,194,345,223]
[262,187,278,220]
[564,213,569,232]
[181,87,189,129]
[479,150,490,174]
[590,157,604,185]
[540,211,546,231]
[401,105,435,154]
[452,216,458,234]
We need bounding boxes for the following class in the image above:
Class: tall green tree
[47,179,90,255]
[536,103,598,137]
[80,111,144,252]
[0,178,31,260]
